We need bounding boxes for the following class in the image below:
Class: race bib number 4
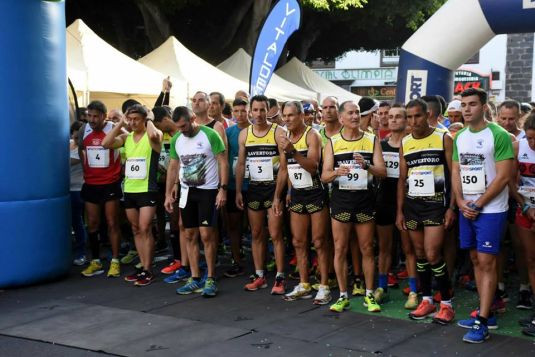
[338,164,367,190]
[288,164,313,189]
[87,146,109,168]
[248,157,273,182]
[125,158,147,179]
[383,152,400,178]
[408,169,435,197]
[519,186,535,207]
[460,164,485,195]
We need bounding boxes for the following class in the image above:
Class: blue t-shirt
[226,124,248,191]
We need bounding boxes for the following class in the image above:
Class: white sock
[111,258,119,263]
[498,282,505,290]
[340,291,348,299]
[423,296,433,303]
[520,284,530,292]
[366,289,373,296]
[276,272,285,279]
[256,270,264,278]
[441,300,452,307]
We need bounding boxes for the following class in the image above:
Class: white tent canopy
[139,37,251,101]
[218,48,318,102]
[67,19,185,108]
[276,58,361,103]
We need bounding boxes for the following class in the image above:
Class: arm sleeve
[169,132,180,160]
[493,129,514,162]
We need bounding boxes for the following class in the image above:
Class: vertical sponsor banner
[249,0,301,96]
[405,70,428,100]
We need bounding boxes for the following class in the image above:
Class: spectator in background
[70,121,87,266]
[108,109,123,124]
[377,101,391,139]
[77,107,88,122]
[447,100,463,124]
[267,98,284,126]
[222,102,233,121]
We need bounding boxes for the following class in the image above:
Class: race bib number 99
[125,158,147,179]
[408,169,435,197]
[338,164,367,190]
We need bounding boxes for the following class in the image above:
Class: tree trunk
[243,0,273,55]
[291,28,320,62]
[135,0,170,49]
[218,0,255,51]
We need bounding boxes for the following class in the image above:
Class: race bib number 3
[248,157,273,182]
[125,158,147,179]
[288,164,313,189]
[519,186,535,207]
[338,164,368,190]
[460,164,485,195]
[87,146,109,168]
[383,152,400,178]
[408,170,435,197]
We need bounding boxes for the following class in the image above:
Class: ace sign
[454,70,491,94]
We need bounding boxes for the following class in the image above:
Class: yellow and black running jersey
[402,128,448,203]
[330,130,376,191]
[286,126,322,192]
[245,123,280,184]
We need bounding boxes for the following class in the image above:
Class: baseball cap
[447,100,462,112]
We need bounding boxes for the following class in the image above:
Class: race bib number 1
[125,158,147,179]
[460,164,485,195]
[87,146,109,168]
[338,164,368,190]
[383,152,400,178]
[408,169,435,197]
[248,157,273,182]
[288,164,313,189]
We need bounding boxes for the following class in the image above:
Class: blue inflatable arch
[396,0,535,103]
[0,0,70,287]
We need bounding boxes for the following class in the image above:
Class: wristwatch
[287,149,297,156]
[218,184,228,190]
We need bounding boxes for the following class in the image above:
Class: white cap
[447,100,462,112]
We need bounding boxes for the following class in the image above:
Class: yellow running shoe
[364,293,381,312]
[405,292,419,310]
[120,250,138,265]
[352,280,365,296]
[81,260,104,277]
[330,297,350,312]
[107,260,121,278]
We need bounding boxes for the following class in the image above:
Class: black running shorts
[123,191,158,209]
[181,187,218,228]
[247,182,276,211]
[403,197,446,230]
[330,187,375,224]
[81,180,123,204]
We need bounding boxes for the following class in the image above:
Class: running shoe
[330,297,350,312]
[409,300,436,320]
[134,271,154,286]
[107,260,121,278]
[373,287,389,304]
[176,278,203,294]
[313,286,332,305]
[519,314,535,327]
[462,320,489,343]
[364,293,381,312]
[244,274,267,291]
[405,292,419,310]
[73,255,87,266]
[154,240,168,254]
[271,276,286,295]
[202,278,217,297]
[283,283,313,301]
[523,322,535,337]
[160,260,182,275]
[458,316,498,330]
[387,273,399,288]
[289,255,297,266]
[352,279,365,296]
[124,271,140,282]
[164,267,190,284]
[396,270,408,280]
[497,288,509,302]
[516,290,533,310]
[312,278,338,291]
[81,260,104,277]
[266,259,276,272]
[433,303,455,325]
[470,298,506,318]
[120,250,138,265]
[288,266,300,280]
[224,264,244,278]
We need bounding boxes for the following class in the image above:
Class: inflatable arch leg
[396,0,535,103]
[0,0,70,287]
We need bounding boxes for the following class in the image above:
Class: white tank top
[517,139,535,206]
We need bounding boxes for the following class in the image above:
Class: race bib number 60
[125,158,147,179]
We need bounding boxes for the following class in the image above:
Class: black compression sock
[88,231,100,260]
[431,261,451,301]
[416,259,432,297]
